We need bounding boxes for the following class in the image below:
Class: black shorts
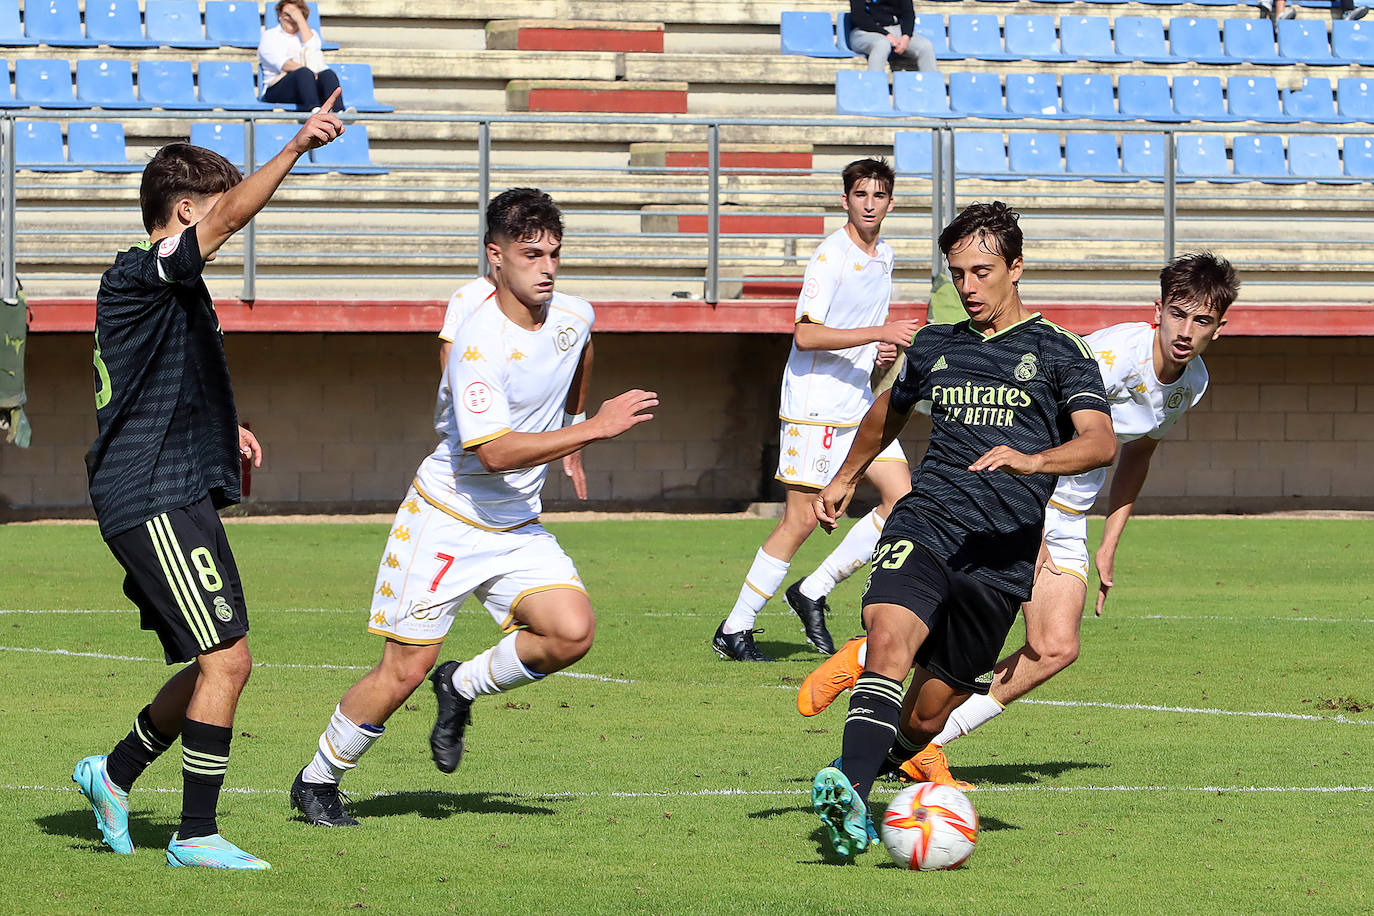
[106,498,248,664]
[861,537,1019,694]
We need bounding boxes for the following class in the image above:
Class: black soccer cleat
[712,621,776,662]
[290,768,358,827]
[429,659,473,774]
[784,580,835,655]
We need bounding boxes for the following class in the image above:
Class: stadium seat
[76,58,150,110]
[190,120,245,167]
[1331,20,1374,66]
[1336,77,1374,120]
[66,120,141,172]
[949,72,1015,119]
[0,1,38,47]
[1065,133,1129,181]
[1176,134,1234,181]
[835,12,855,55]
[1277,20,1344,66]
[1225,76,1291,123]
[14,58,84,109]
[1174,75,1239,121]
[23,0,99,47]
[1283,77,1347,123]
[137,60,213,109]
[1168,17,1231,65]
[0,58,23,107]
[254,122,326,172]
[913,14,959,61]
[1003,15,1073,62]
[1005,73,1067,119]
[1222,19,1288,65]
[893,130,935,175]
[144,0,217,49]
[1343,135,1374,178]
[1059,16,1128,63]
[1134,0,1185,6]
[333,63,393,113]
[15,120,77,170]
[1121,133,1166,179]
[1113,17,1178,64]
[892,71,955,117]
[1231,134,1295,182]
[197,60,273,110]
[309,123,387,174]
[954,132,1017,179]
[84,0,159,48]
[1008,132,1068,178]
[948,15,1017,62]
[1060,73,1127,119]
[1118,74,1186,121]
[835,70,899,116]
[779,11,850,57]
[1287,134,1349,183]
[205,1,264,49]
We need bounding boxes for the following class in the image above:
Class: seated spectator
[259,0,345,111]
[847,0,936,73]
[1260,0,1366,21]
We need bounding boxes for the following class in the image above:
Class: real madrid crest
[1015,352,1038,383]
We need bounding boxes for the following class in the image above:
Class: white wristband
[563,411,586,428]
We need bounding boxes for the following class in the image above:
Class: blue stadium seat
[333,63,393,113]
[835,70,899,116]
[67,120,141,172]
[954,132,1017,179]
[306,3,338,52]
[309,123,387,174]
[1065,133,1129,181]
[835,12,855,55]
[190,120,245,167]
[0,1,38,47]
[949,72,1015,118]
[1118,74,1186,121]
[1005,73,1067,119]
[137,59,213,109]
[1332,20,1374,65]
[0,58,23,106]
[1222,19,1288,65]
[16,120,78,170]
[198,60,273,110]
[1287,134,1349,182]
[1060,73,1127,119]
[144,0,217,49]
[24,0,99,47]
[254,122,326,172]
[892,71,955,117]
[1135,0,1184,5]
[1168,17,1231,65]
[1176,134,1234,181]
[1173,75,1238,122]
[779,11,851,57]
[1113,17,1178,64]
[1336,77,1374,120]
[1343,135,1374,178]
[85,1,159,48]
[1003,15,1073,62]
[1121,133,1166,179]
[1008,132,1068,178]
[76,59,149,109]
[1227,76,1292,123]
[205,1,265,49]
[1277,20,1344,66]
[1059,16,1128,63]
[913,14,959,61]
[1283,77,1347,123]
[1231,134,1295,182]
[14,58,84,108]
[948,15,1017,62]
[893,130,934,175]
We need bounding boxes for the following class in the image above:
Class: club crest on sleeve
[462,382,493,414]
[158,233,182,257]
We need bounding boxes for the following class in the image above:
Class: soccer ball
[880,782,978,871]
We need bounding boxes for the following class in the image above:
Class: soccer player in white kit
[289,189,657,825]
[797,252,1238,787]
[712,159,920,662]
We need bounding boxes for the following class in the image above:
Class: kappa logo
[384,553,401,569]
[784,465,798,478]
[376,582,396,599]
[461,347,484,362]
[510,349,526,361]
[1133,382,1149,395]
[212,596,233,622]
[1097,349,1116,369]
[391,526,411,543]
[1165,388,1187,410]
[371,611,388,626]
[931,355,948,372]
[1014,352,1038,382]
[786,426,802,438]
[555,326,579,352]
[785,447,798,458]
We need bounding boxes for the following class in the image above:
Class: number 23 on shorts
[872,540,914,570]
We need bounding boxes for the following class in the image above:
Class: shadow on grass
[344,790,556,821]
[36,807,168,853]
[953,760,1108,785]
[753,638,827,663]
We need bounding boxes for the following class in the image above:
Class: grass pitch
[0,518,1371,914]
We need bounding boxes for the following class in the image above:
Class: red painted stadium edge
[25,299,1374,336]
[516,28,664,53]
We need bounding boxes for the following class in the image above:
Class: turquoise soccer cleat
[166,833,271,869]
[812,765,872,858]
[72,755,132,855]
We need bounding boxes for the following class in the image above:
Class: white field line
[1018,698,1374,725]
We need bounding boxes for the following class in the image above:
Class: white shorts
[775,421,906,490]
[366,484,585,645]
[1043,500,1089,585]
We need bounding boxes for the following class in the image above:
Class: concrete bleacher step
[641,204,826,235]
[486,19,665,52]
[628,143,814,173]
[506,79,689,113]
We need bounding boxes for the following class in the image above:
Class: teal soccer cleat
[812,765,873,858]
[166,833,271,869]
[72,755,132,855]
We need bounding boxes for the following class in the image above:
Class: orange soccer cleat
[796,636,866,717]
[898,743,976,792]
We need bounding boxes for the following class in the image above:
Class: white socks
[723,548,790,634]
[799,509,886,601]
[451,631,544,701]
[931,693,1005,747]
[302,705,385,785]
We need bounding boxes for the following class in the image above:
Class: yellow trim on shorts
[1046,498,1087,517]
[1060,568,1089,585]
[412,479,540,532]
[501,583,589,632]
[461,428,512,450]
[366,626,448,646]
[778,414,861,429]
[871,456,906,463]
[772,473,823,490]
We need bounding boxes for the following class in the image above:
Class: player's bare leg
[893,666,976,790]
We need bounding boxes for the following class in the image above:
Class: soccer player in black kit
[72,93,344,869]
[808,202,1117,858]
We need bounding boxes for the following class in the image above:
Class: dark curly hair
[140,142,242,234]
[938,201,1023,268]
[485,188,564,246]
[1159,251,1239,317]
[842,157,895,196]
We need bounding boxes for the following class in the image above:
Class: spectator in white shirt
[259,0,345,112]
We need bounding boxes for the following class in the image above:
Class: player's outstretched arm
[472,387,657,474]
[195,92,345,260]
[793,316,920,352]
[970,409,1115,477]
[1092,435,1158,614]
[815,389,908,531]
[560,342,594,499]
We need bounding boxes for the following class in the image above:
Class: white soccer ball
[880,782,979,871]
